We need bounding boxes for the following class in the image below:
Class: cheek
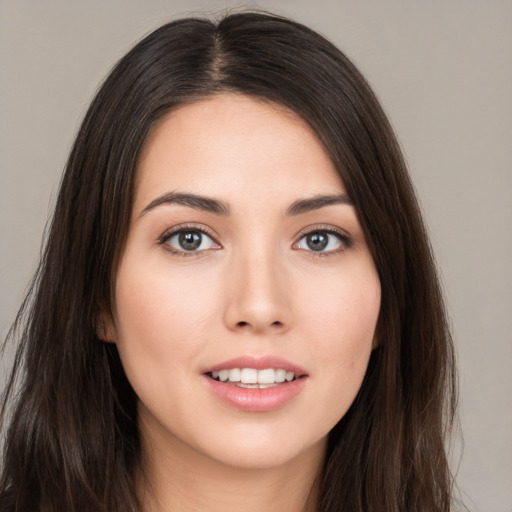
[321,285,380,361]
[112,261,220,377]
[297,262,380,419]
[299,260,380,350]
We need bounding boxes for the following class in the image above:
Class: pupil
[307,233,328,251]
[179,231,201,251]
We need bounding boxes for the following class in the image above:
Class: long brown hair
[1,12,457,511]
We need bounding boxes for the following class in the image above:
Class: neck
[137,422,325,512]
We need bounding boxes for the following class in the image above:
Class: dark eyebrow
[139,192,230,217]
[285,194,353,216]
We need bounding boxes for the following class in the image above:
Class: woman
[0,11,457,512]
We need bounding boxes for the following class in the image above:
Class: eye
[160,227,220,254]
[295,229,349,253]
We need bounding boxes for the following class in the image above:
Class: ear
[96,310,117,343]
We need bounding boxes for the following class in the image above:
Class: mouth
[202,357,308,412]
[207,367,303,389]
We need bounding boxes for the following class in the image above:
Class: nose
[223,247,292,335]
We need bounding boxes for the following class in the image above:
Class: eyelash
[157,224,220,257]
[294,225,352,257]
[157,224,352,257]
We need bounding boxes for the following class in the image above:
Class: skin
[103,94,381,512]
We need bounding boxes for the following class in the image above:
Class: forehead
[134,94,345,213]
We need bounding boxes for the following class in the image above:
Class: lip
[202,355,308,412]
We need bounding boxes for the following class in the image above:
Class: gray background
[1,1,511,511]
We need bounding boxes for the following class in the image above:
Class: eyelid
[157,223,222,255]
[293,224,353,254]
[295,223,351,238]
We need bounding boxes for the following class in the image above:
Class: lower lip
[202,376,307,412]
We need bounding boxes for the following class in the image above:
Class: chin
[194,426,328,472]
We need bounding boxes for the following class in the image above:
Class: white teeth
[275,369,286,383]
[240,368,258,384]
[228,368,241,382]
[257,368,276,384]
[211,368,297,385]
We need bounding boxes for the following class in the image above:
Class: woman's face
[106,94,381,471]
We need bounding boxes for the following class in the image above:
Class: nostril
[236,320,283,329]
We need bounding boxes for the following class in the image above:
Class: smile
[203,357,308,412]
[209,368,298,388]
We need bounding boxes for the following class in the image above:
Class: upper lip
[204,355,308,376]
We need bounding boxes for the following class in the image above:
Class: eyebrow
[285,193,353,216]
[140,192,230,217]
[139,191,353,218]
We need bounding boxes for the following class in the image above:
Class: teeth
[240,368,258,384]
[210,368,298,385]
[228,368,241,382]
[257,368,275,384]
[275,369,286,383]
